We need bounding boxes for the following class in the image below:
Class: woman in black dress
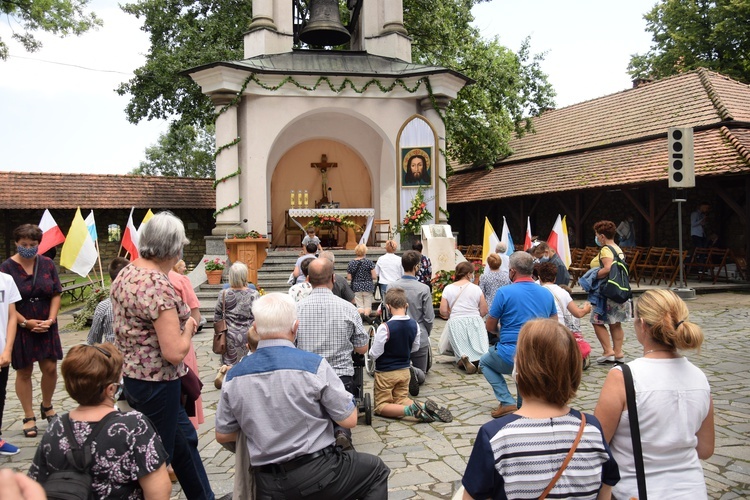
[0,224,62,437]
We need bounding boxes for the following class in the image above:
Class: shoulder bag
[600,245,632,304]
[41,412,119,500]
[212,290,228,355]
[621,363,648,500]
[539,413,587,499]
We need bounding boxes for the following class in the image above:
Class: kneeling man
[215,293,389,499]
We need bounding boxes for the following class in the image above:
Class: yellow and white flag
[60,208,98,277]
[482,217,500,264]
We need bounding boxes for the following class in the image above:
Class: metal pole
[677,199,685,287]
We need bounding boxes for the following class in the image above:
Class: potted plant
[230,230,263,239]
[204,258,226,285]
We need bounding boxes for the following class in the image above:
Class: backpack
[41,412,119,500]
[600,245,632,304]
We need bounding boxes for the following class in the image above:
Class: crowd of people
[0,215,716,500]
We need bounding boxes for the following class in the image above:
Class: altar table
[288,208,375,249]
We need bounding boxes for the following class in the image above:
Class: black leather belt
[258,445,335,475]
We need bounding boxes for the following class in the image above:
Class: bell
[300,0,351,47]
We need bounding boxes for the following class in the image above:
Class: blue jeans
[124,377,214,500]
[479,348,521,408]
[378,283,388,300]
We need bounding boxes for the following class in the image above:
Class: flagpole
[94,240,105,287]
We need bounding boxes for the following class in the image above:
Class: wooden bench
[59,278,76,288]
[61,281,93,303]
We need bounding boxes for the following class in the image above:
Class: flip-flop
[596,355,616,364]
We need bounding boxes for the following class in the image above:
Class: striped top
[463,409,619,499]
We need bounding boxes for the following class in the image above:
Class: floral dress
[347,258,375,293]
[29,411,168,499]
[0,256,62,369]
[214,288,259,366]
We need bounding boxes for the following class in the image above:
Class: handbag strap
[221,289,226,317]
[621,364,648,499]
[539,413,587,499]
[448,284,469,312]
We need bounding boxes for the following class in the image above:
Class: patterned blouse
[111,264,191,381]
[479,269,511,307]
[416,255,432,288]
[347,258,375,293]
[29,411,168,499]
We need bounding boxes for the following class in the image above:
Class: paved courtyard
[0,291,748,499]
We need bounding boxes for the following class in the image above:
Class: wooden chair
[568,247,598,286]
[634,247,667,286]
[465,245,483,260]
[732,254,748,281]
[706,248,731,284]
[622,247,641,286]
[652,249,684,286]
[684,248,713,281]
[284,210,304,247]
[667,250,689,287]
[372,219,391,246]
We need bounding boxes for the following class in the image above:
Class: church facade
[187,0,470,247]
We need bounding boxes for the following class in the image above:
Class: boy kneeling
[369,288,452,423]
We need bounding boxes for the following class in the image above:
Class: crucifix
[311,154,337,204]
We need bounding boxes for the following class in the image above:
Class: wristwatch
[20,321,27,329]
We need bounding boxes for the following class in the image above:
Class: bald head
[308,258,334,288]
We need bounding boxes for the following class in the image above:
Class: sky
[0,0,657,175]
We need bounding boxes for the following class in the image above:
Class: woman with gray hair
[214,262,260,368]
[111,211,214,499]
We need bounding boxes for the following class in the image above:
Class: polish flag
[121,208,140,261]
[547,215,572,267]
[523,217,533,251]
[37,209,66,255]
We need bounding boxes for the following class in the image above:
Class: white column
[382,0,407,35]
[421,97,451,223]
[211,93,243,235]
[248,0,276,30]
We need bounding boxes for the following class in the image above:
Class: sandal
[22,417,38,438]
[40,403,56,422]
[425,399,453,423]
[408,402,435,423]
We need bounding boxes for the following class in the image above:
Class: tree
[119,0,555,171]
[131,124,215,178]
[0,0,101,60]
[628,0,750,84]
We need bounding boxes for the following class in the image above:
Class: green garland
[213,165,242,189]
[213,71,451,218]
[214,137,240,159]
[213,198,242,218]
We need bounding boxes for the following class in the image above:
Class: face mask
[17,245,38,259]
[512,364,518,383]
[594,236,602,247]
[113,383,124,401]
[539,256,550,263]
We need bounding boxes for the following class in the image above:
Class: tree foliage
[131,124,215,178]
[120,0,555,173]
[629,0,750,84]
[0,0,101,60]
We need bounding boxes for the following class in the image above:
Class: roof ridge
[698,67,733,121]
[720,126,750,166]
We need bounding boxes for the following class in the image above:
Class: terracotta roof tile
[0,172,215,210]
[447,70,750,204]
[448,128,750,203]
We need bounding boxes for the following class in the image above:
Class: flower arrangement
[399,187,433,237]
[430,262,484,307]
[231,230,263,239]
[306,215,358,229]
[204,258,226,271]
